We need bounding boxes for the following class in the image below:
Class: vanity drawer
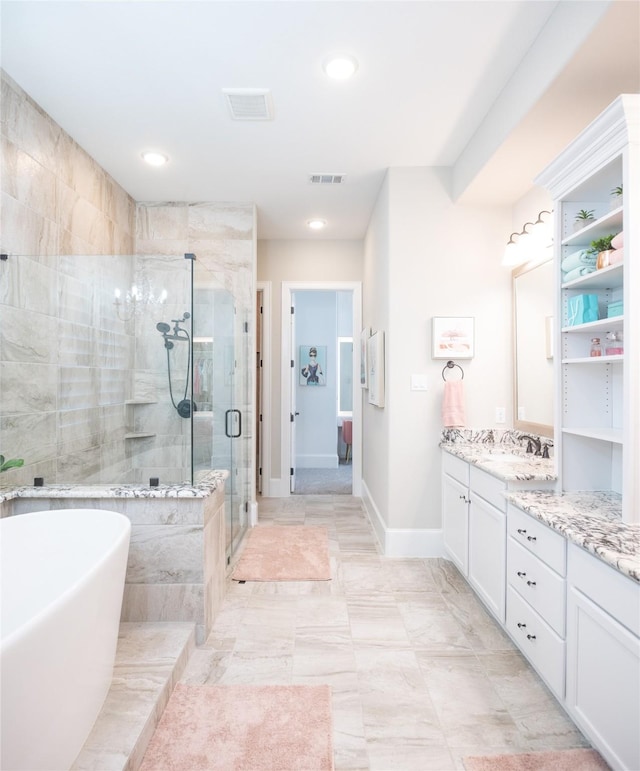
[507,536,565,637]
[470,466,506,511]
[442,452,469,486]
[508,505,566,576]
[507,586,565,700]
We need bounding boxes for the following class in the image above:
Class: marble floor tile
[83,495,590,770]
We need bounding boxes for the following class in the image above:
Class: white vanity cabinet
[442,452,470,576]
[468,467,507,623]
[506,504,567,700]
[566,543,640,771]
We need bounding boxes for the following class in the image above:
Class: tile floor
[179,495,590,771]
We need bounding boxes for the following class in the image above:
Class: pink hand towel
[442,380,466,427]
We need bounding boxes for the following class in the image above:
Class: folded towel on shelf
[442,380,466,428]
[561,249,597,273]
[612,231,624,249]
[563,265,596,283]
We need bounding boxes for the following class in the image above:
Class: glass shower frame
[0,251,249,557]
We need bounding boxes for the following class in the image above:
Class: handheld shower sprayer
[155,312,196,418]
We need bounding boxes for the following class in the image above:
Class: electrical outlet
[495,407,506,423]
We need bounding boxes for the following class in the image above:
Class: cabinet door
[442,473,469,576]
[469,495,506,622]
[566,586,640,771]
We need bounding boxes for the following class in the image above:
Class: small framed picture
[299,344,327,386]
[367,331,385,408]
[432,317,474,359]
[360,328,369,388]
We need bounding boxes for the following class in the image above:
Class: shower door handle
[225,409,242,438]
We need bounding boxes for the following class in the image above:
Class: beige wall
[363,167,513,542]
[257,239,363,482]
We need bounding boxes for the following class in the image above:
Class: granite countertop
[441,442,557,482]
[505,490,639,583]
[440,430,638,584]
[0,469,228,505]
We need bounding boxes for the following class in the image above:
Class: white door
[289,294,297,492]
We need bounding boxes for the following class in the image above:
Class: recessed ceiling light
[323,54,358,80]
[307,219,327,231]
[142,151,169,167]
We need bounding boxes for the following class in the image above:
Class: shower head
[156,322,171,334]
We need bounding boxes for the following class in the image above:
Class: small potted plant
[610,185,623,210]
[588,234,615,270]
[574,209,595,232]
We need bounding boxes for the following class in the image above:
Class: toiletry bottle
[590,338,602,357]
[605,331,623,356]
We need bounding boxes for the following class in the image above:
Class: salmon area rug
[463,748,610,771]
[231,525,331,581]
[139,683,334,771]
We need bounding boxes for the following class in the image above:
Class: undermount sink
[487,452,529,462]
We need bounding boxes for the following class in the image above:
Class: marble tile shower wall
[1,71,137,486]
[135,202,255,493]
[1,72,256,487]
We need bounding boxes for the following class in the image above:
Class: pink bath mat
[231,525,331,581]
[139,683,334,770]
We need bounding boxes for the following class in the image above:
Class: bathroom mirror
[513,257,554,438]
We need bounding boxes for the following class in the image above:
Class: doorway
[281,281,362,497]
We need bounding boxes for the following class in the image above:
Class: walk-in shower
[156,312,196,418]
[1,252,251,557]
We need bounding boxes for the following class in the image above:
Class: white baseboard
[361,480,445,558]
[295,454,339,469]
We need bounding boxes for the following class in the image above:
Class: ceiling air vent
[309,174,347,185]
[223,88,274,120]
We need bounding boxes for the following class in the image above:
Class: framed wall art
[367,331,385,407]
[360,328,369,388]
[299,344,327,385]
[431,317,474,359]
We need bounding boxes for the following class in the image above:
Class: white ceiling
[1,1,638,240]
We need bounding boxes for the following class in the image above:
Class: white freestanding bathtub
[0,509,131,771]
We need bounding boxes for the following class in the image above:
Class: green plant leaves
[0,456,24,472]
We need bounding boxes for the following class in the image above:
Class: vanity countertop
[505,490,639,583]
[440,431,638,583]
[441,441,556,482]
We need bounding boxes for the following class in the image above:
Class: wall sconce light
[114,284,168,321]
[502,210,553,267]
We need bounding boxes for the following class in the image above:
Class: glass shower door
[192,266,248,559]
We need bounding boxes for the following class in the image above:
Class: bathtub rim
[0,508,131,652]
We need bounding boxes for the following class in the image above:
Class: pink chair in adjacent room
[342,419,353,463]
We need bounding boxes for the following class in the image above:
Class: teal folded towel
[561,249,597,273]
[563,265,596,283]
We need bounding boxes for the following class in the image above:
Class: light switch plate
[411,374,429,391]
[495,407,506,423]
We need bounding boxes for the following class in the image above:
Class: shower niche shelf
[125,399,158,405]
[124,432,156,440]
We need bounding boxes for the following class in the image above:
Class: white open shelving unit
[536,94,639,523]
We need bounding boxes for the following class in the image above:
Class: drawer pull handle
[527,535,537,542]
[526,580,537,587]
[517,571,526,578]
[517,622,526,629]
[517,528,527,535]
[526,634,537,641]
